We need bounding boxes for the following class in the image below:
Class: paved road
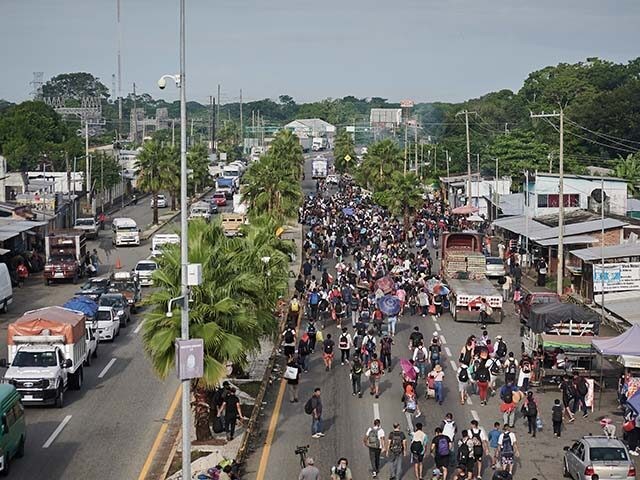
[0,199,191,479]
[243,154,622,480]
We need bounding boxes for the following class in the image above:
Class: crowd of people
[288,178,637,480]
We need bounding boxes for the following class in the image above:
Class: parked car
[519,291,561,323]
[150,194,168,208]
[73,217,99,239]
[99,292,131,327]
[212,191,227,207]
[485,256,506,278]
[563,435,636,480]
[0,385,26,473]
[133,260,158,287]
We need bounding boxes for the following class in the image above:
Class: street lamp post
[158,0,190,476]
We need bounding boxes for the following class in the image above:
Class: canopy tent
[627,390,640,415]
[452,205,479,215]
[527,303,601,334]
[592,324,640,356]
[466,214,484,222]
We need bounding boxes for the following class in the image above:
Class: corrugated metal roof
[595,291,640,326]
[530,218,627,241]
[492,215,551,237]
[571,243,640,262]
[536,235,599,247]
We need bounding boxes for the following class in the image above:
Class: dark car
[76,277,111,301]
[99,292,131,326]
[519,292,561,323]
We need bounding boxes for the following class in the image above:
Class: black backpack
[304,398,314,415]
[524,400,538,417]
[506,360,517,375]
[339,334,349,349]
[458,367,469,383]
[471,430,484,458]
[457,441,471,463]
[389,431,404,454]
[284,329,294,344]
[501,387,513,404]
[410,439,424,455]
[577,379,588,396]
[496,341,507,358]
[476,367,490,383]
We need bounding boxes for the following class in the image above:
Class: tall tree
[333,128,357,173]
[187,143,211,194]
[374,172,424,231]
[615,154,640,197]
[136,140,170,224]
[42,72,110,100]
[356,139,404,191]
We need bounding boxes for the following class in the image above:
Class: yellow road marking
[137,384,182,480]
[255,378,287,480]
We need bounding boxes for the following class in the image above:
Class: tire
[55,387,64,408]
[71,367,83,390]
[72,273,78,285]
[562,459,571,478]
[0,301,7,314]
[15,437,24,459]
[45,278,50,286]
[498,309,504,324]
[84,352,91,367]
[92,343,98,359]
[0,451,9,477]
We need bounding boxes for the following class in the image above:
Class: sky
[1,0,639,106]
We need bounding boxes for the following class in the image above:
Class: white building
[526,172,628,217]
[284,119,336,138]
[26,171,84,194]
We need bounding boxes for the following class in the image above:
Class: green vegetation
[333,128,357,173]
[355,139,404,191]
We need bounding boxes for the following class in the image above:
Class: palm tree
[615,153,640,197]
[242,154,302,221]
[136,140,170,224]
[375,172,424,231]
[333,128,357,173]
[356,139,404,191]
[268,129,305,178]
[142,217,290,440]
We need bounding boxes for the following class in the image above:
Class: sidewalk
[165,222,304,480]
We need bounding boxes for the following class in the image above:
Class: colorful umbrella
[452,205,479,215]
[342,207,355,216]
[399,358,417,381]
[375,276,395,294]
[377,295,401,316]
[433,284,450,296]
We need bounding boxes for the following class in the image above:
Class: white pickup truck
[73,217,99,240]
[1,306,88,407]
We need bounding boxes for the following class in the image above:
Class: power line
[542,118,637,154]
[564,118,640,148]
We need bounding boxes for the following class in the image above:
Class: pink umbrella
[399,358,417,381]
[452,205,479,215]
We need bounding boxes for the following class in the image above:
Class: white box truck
[1,306,88,407]
[312,159,328,179]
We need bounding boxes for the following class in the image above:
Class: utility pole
[239,88,244,153]
[85,120,90,205]
[212,97,216,153]
[209,95,214,153]
[446,150,450,178]
[525,170,529,266]
[548,153,553,173]
[414,122,418,175]
[403,123,408,175]
[100,154,104,212]
[216,83,220,137]
[530,109,565,295]
[456,110,476,206]
[476,153,480,176]
[116,0,123,123]
[172,120,176,148]
[132,82,137,143]
[600,173,605,315]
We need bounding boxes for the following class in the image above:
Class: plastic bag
[536,417,543,431]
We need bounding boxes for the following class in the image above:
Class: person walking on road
[368,352,384,398]
[323,333,335,371]
[282,324,297,359]
[487,422,502,470]
[410,422,428,480]
[559,375,576,423]
[217,387,246,441]
[522,391,539,437]
[308,388,325,438]
[456,430,475,479]
[286,357,301,403]
[351,355,364,398]
[497,425,519,474]
[298,333,311,373]
[572,373,590,418]
[431,426,452,479]
[380,332,393,371]
[363,419,386,477]
[299,457,320,480]
[338,327,352,365]
[413,341,429,378]
[388,423,407,480]
[552,398,564,437]
[469,420,489,479]
[403,384,420,434]
[501,274,512,301]
[428,364,445,405]
[457,364,470,405]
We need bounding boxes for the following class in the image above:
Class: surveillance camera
[165,311,173,318]
[158,77,167,90]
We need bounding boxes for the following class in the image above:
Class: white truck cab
[133,260,158,287]
[96,306,120,341]
[188,202,212,222]
[151,233,180,257]
[112,218,141,247]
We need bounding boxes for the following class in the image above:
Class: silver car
[486,256,506,278]
[563,436,636,480]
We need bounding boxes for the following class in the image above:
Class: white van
[112,218,141,247]
[0,263,12,313]
[151,233,180,257]
[188,202,212,222]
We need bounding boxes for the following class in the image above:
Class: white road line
[445,347,452,357]
[42,415,72,448]
[450,360,457,371]
[133,320,145,334]
[373,402,380,421]
[471,409,480,422]
[439,335,447,345]
[434,323,442,332]
[431,315,437,322]
[98,358,117,379]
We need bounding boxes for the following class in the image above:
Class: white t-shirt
[498,432,517,447]
[365,427,386,446]
[470,427,488,442]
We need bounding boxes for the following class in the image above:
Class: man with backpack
[409,326,424,352]
[494,335,507,361]
[469,420,488,479]
[289,294,301,324]
[497,424,519,474]
[475,362,491,405]
[305,387,324,438]
[368,353,384,398]
[430,426,452,479]
[413,340,429,378]
[441,412,457,443]
[503,352,518,385]
[499,380,517,428]
[307,320,318,353]
[456,430,475,477]
[521,391,539,437]
[308,288,320,319]
[363,419,386,478]
[380,333,393,371]
[362,330,377,364]
[323,333,335,371]
[388,423,407,480]
[428,337,441,370]
[338,327,353,365]
[410,422,428,480]
[457,364,470,405]
[282,324,296,359]
[351,355,364,398]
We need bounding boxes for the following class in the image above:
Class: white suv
[96,306,120,341]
